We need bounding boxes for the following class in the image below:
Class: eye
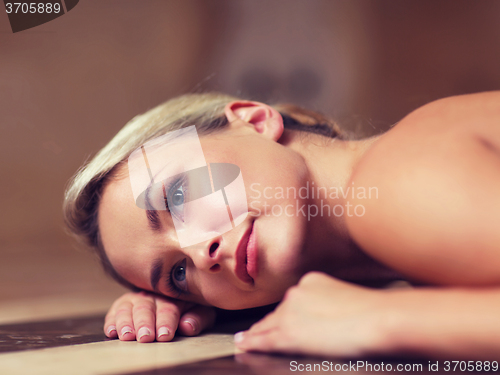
[168,259,188,295]
[171,186,184,207]
[173,261,186,282]
[164,177,188,221]
[168,186,184,220]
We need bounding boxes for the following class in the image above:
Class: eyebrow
[145,184,162,232]
[150,257,163,293]
[146,209,162,231]
[141,145,167,232]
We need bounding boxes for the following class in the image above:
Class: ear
[224,101,284,141]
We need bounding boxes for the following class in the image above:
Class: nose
[188,237,222,273]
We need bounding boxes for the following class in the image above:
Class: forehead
[98,172,155,289]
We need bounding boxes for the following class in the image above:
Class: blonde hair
[63,92,343,290]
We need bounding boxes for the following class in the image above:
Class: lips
[246,223,258,279]
[235,222,257,284]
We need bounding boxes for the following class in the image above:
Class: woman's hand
[104,291,216,343]
[234,272,389,358]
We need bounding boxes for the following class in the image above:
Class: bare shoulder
[345,91,500,286]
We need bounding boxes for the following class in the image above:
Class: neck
[280,130,399,283]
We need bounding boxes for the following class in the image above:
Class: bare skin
[102,91,500,358]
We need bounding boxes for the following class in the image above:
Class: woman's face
[98,115,313,309]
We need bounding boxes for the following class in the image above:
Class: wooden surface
[0,313,471,375]
[0,313,437,375]
[0,331,237,375]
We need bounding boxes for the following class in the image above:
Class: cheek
[246,165,309,218]
[181,192,233,246]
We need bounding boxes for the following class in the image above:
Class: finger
[155,297,185,342]
[103,292,136,339]
[114,300,136,341]
[103,310,118,339]
[234,328,281,353]
[177,305,216,336]
[232,311,280,350]
[132,296,157,343]
[244,312,278,335]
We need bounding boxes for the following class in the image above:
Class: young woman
[64,91,500,360]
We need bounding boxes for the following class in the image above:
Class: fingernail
[157,326,170,338]
[138,327,151,340]
[183,318,197,332]
[234,331,245,343]
[106,325,117,336]
[121,326,133,337]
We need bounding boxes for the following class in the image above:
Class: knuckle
[116,300,133,309]
[115,307,133,317]
[132,293,154,304]
[157,306,180,318]
[132,303,155,314]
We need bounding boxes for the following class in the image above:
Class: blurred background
[1,0,500,322]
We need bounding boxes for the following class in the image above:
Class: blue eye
[167,259,188,296]
[173,262,186,282]
[171,186,184,207]
[164,177,187,221]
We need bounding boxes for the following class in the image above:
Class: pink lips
[246,224,258,279]
[235,222,258,284]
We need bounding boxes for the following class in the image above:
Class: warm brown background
[1,0,499,319]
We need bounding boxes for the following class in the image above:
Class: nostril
[209,242,219,257]
[210,264,220,272]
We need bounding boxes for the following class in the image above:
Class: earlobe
[224,101,284,141]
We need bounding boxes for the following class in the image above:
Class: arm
[382,285,500,359]
[104,291,216,343]
[235,272,500,360]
